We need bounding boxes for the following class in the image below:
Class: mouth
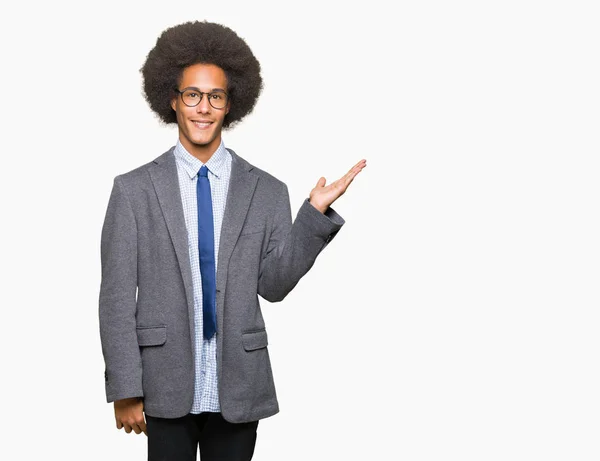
[191,120,213,130]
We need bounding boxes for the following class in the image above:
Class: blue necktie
[197,165,217,339]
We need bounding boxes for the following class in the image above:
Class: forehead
[179,63,228,90]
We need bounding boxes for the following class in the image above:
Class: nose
[196,94,211,114]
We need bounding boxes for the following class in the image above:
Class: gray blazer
[99,147,344,423]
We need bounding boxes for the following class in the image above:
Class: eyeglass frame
[173,87,229,109]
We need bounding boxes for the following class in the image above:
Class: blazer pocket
[242,329,268,351]
[136,325,167,346]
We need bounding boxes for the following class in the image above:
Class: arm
[99,177,147,435]
[257,159,366,302]
[99,176,142,403]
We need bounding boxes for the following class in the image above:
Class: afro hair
[141,21,263,129]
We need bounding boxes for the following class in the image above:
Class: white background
[1,0,599,459]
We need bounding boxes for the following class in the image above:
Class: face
[171,63,230,160]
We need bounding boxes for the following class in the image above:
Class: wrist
[308,199,327,214]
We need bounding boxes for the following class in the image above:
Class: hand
[114,397,147,436]
[309,159,367,213]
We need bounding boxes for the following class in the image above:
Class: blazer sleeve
[99,176,143,402]
[257,183,345,302]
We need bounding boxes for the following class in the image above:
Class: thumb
[316,177,326,188]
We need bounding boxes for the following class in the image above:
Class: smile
[192,121,213,129]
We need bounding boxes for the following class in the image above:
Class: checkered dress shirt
[173,139,232,413]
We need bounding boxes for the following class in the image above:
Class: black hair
[141,20,263,128]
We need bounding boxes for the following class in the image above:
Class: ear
[170,97,177,112]
[226,101,230,115]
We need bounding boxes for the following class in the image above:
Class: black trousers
[146,412,259,461]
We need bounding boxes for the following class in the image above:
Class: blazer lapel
[148,149,196,337]
[216,150,258,319]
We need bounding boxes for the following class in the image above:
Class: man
[99,20,366,460]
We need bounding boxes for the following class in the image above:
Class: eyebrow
[182,86,227,92]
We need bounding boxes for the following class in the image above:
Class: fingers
[331,159,366,192]
[316,160,365,190]
[352,158,367,170]
[341,159,366,185]
[119,420,145,435]
[335,159,366,185]
[344,159,366,175]
[345,159,366,179]
[116,415,146,435]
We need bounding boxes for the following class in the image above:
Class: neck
[179,136,221,164]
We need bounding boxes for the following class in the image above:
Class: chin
[193,137,214,147]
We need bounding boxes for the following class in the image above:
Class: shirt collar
[173,139,228,179]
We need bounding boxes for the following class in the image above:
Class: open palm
[309,159,367,213]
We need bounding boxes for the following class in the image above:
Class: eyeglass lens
[181,90,227,109]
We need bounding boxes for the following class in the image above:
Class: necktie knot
[198,165,209,178]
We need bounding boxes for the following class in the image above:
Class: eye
[187,92,199,98]
[210,93,224,100]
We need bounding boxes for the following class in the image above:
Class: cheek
[176,106,193,124]
[175,110,184,127]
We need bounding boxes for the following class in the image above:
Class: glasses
[174,87,229,109]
